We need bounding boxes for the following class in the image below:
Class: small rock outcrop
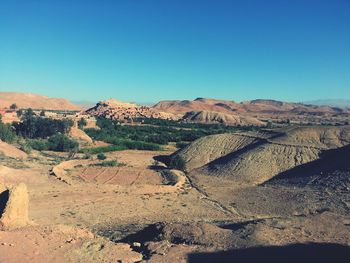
[0,140,27,159]
[182,110,265,126]
[0,183,29,230]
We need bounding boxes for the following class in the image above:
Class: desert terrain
[2,0,350,260]
[1,93,350,262]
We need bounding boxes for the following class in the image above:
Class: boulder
[0,183,29,230]
[0,140,27,159]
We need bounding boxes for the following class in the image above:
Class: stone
[0,183,29,230]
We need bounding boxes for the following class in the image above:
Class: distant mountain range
[0,92,81,111]
[1,92,350,125]
[152,98,350,125]
[303,99,350,108]
[152,97,350,115]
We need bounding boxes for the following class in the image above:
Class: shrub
[19,141,32,154]
[91,160,126,167]
[28,139,49,151]
[97,153,107,160]
[78,118,87,129]
[96,160,117,167]
[145,135,169,145]
[169,155,186,171]
[83,153,92,159]
[176,141,188,149]
[121,140,162,151]
[10,103,17,110]
[80,145,127,154]
[47,134,79,152]
[16,109,23,117]
[0,118,17,143]
[27,135,78,152]
[266,120,273,129]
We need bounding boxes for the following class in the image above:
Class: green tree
[48,134,79,152]
[77,117,87,129]
[15,108,36,138]
[10,103,17,110]
[26,108,34,116]
[266,120,273,129]
[13,110,73,139]
[16,109,23,117]
[169,155,186,171]
[40,110,46,117]
[0,115,17,143]
[97,153,107,160]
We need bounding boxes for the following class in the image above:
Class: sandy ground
[1,148,350,262]
[0,150,230,262]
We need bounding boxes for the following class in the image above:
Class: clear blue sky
[0,0,349,103]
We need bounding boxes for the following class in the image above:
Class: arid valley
[0,92,350,262]
[1,2,350,262]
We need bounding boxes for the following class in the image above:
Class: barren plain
[1,94,350,262]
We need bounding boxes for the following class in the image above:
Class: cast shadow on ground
[188,243,350,263]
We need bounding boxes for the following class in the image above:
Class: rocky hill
[182,110,265,126]
[0,92,81,111]
[172,126,350,185]
[152,98,239,115]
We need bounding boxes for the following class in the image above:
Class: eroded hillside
[173,126,350,185]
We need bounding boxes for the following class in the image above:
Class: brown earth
[0,150,228,262]
[0,92,81,111]
[0,125,350,262]
[0,225,142,263]
[0,140,27,159]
